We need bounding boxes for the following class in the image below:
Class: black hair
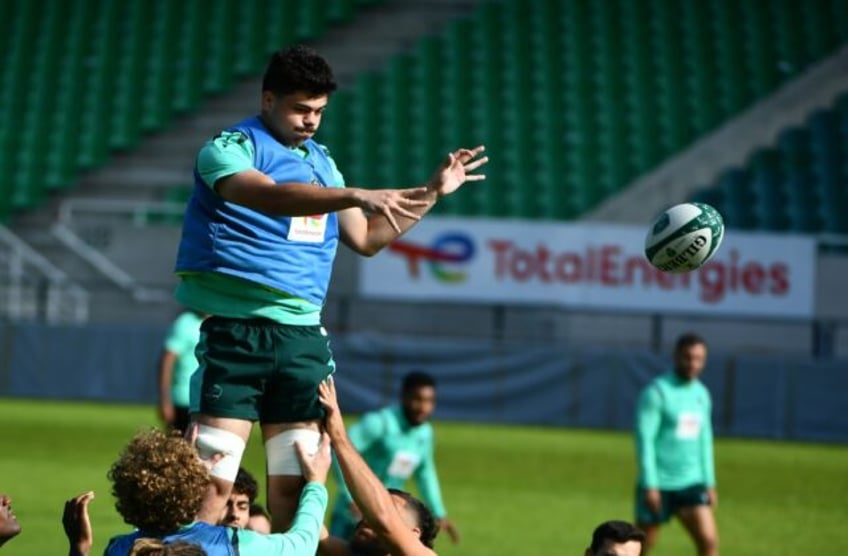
[401,371,436,396]
[262,44,337,97]
[387,489,438,548]
[232,468,259,502]
[674,332,707,353]
[589,520,646,553]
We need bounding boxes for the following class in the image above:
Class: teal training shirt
[233,482,328,555]
[163,311,204,408]
[332,406,447,518]
[635,372,716,490]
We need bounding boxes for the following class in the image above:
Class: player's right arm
[635,385,663,511]
[197,132,427,228]
[320,381,437,556]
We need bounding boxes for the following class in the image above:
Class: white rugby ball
[645,203,725,273]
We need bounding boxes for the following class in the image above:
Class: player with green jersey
[329,372,459,545]
[157,310,205,433]
[172,44,488,534]
[634,333,718,556]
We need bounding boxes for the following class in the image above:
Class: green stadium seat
[296,0,328,41]
[202,0,238,94]
[681,0,722,133]
[711,0,749,117]
[328,0,356,23]
[172,0,206,113]
[233,0,267,76]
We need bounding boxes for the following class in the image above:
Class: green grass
[2,398,847,555]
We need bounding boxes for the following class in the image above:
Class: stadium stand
[318,0,848,221]
[691,92,848,233]
[0,0,385,221]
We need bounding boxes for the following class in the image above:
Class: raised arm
[319,380,437,556]
[195,131,432,230]
[62,491,94,556]
[236,435,331,555]
[331,410,387,506]
[338,146,488,256]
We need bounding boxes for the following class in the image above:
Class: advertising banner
[359,217,816,317]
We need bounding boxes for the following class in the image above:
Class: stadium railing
[0,225,89,323]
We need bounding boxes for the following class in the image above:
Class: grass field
[2,398,847,555]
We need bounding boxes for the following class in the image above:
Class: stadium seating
[0,0,383,221]
[691,93,848,233]
[5,0,848,227]
[318,0,848,221]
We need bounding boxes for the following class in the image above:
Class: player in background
[247,504,272,534]
[220,468,260,529]
[634,333,718,556]
[173,44,488,533]
[317,378,439,556]
[585,520,645,556]
[329,371,459,544]
[157,309,206,433]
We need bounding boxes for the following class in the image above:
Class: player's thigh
[676,504,718,550]
[260,324,335,424]
[634,487,673,527]
[195,317,277,421]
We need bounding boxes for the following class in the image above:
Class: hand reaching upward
[428,145,488,198]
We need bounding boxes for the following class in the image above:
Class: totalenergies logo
[389,232,475,283]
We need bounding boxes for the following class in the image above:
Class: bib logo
[389,232,475,283]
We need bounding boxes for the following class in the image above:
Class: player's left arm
[413,435,460,544]
[702,391,718,507]
[339,146,487,256]
[319,380,436,556]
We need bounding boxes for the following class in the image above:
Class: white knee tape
[265,429,321,476]
[196,425,246,482]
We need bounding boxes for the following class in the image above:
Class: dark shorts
[635,484,711,525]
[192,317,335,423]
[171,406,192,435]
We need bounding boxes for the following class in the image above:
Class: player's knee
[698,532,718,553]
[638,524,660,548]
[196,424,246,482]
[265,428,321,476]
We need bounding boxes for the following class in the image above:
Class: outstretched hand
[63,491,95,556]
[186,423,225,471]
[428,145,488,198]
[295,432,332,484]
[317,377,345,440]
[354,187,430,234]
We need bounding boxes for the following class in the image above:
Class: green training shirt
[635,372,716,490]
[175,130,345,326]
[231,481,328,555]
[162,311,204,408]
[332,405,447,518]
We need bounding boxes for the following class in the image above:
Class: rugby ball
[645,203,725,273]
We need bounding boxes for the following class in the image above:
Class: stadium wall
[0,323,845,443]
